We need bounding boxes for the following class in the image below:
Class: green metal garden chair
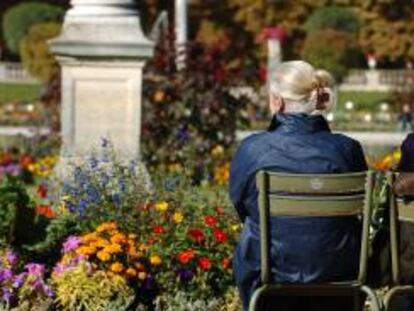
[249,170,381,311]
[384,172,414,310]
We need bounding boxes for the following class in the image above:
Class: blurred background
[0,0,413,166]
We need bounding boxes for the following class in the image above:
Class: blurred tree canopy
[20,23,61,83]
[222,0,414,64]
[304,6,359,34]
[2,2,64,54]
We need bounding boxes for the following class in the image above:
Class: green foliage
[142,42,251,183]
[0,176,31,245]
[52,262,134,311]
[25,213,81,266]
[302,29,360,81]
[20,23,61,83]
[2,2,64,54]
[304,6,359,34]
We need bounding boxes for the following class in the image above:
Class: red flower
[177,250,195,264]
[187,229,205,243]
[36,205,56,218]
[20,155,33,168]
[37,184,48,199]
[204,215,217,227]
[198,257,212,270]
[214,229,228,243]
[222,257,231,269]
[153,225,165,235]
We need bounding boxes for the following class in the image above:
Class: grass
[337,91,391,112]
[0,82,42,105]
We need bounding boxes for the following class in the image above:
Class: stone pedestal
[50,0,154,164]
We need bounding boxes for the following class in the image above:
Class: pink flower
[62,236,82,253]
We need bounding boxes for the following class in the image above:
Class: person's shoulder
[402,133,414,145]
[329,132,361,145]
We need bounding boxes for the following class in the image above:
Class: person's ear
[269,94,284,114]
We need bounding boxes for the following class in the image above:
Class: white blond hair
[269,60,336,115]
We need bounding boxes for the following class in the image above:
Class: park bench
[249,170,381,311]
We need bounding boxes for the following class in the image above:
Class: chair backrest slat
[396,200,414,223]
[256,170,372,286]
[266,172,366,194]
[269,194,365,217]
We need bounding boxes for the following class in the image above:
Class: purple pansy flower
[25,263,45,277]
[12,273,27,288]
[6,251,18,266]
[0,268,13,282]
[1,288,13,303]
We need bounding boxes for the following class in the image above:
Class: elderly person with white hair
[230,61,367,311]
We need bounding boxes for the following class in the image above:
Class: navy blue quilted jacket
[229,113,367,310]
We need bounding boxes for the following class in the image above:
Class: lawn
[337,90,391,112]
[0,82,42,104]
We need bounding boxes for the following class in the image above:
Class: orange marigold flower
[96,222,117,233]
[110,233,127,244]
[177,250,195,264]
[126,268,137,277]
[76,246,95,256]
[110,262,124,273]
[97,250,111,262]
[198,257,212,270]
[104,244,122,254]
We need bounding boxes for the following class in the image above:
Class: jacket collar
[267,113,331,134]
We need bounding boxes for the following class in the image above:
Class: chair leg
[384,286,414,311]
[361,285,382,311]
[248,286,268,311]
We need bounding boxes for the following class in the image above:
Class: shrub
[2,2,64,54]
[302,29,361,82]
[304,6,360,34]
[142,40,252,184]
[20,23,61,83]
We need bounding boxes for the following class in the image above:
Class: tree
[2,2,64,54]
[20,23,61,83]
[304,6,359,34]
[302,29,360,81]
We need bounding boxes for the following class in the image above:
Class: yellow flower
[150,255,162,266]
[172,212,184,224]
[211,145,224,156]
[126,268,137,277]
[231,224,241,232]
[97,250,111,262]
[168,163,182,173]
[110,262,124,273]
[155,201,169,212]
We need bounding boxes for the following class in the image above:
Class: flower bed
[0,142,242,310]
